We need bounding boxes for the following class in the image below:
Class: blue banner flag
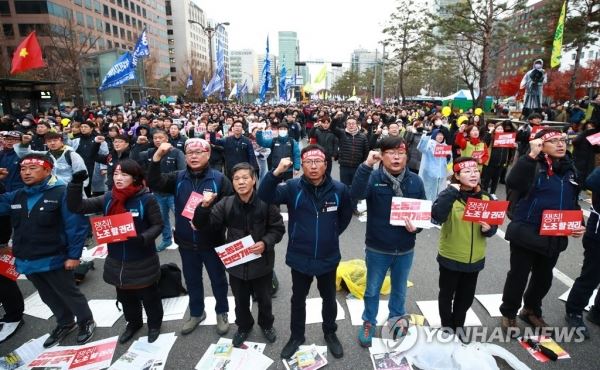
[259,36,271,102]
[98,52,135,91]
[279,60,287,101]
[131,27,149,67]
[186,73,193,89]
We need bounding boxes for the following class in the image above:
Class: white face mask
[534,63,542,70]
[278,129,288,138]
[367,119,372,124]
[382,129,389,136]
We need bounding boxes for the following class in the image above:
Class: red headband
[453,160,478,173]
[541,131,563,142]
[21,158,53,170]
[302,149,326,161]
[185,138,210,153]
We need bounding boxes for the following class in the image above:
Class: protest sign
[0,253,19,281]
[471,150,485,161]
[539,210,583,236]
[389,197,433,229]
[529,125,546,140]
[215,235,260,269]
[181,191,204,220]
[586,132,600,146]
[462,198,509,225]
[90,212,136,244]
[493,132,517,148]
[25,337,117,370]
[433,144,452,157]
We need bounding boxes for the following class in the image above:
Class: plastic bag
[336,259,391,299]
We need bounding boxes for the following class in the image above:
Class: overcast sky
[196,0,400,63]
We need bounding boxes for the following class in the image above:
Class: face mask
[367,119,372,124]
[382,129,389,136]
[278,130,288,138]
[21,120,31,127]
[434,120,442,126]
[534,64,542,70]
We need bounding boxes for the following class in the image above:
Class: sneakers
[518,308,549,329]
[262,327,277,343]
[500,316,519,338]
[565,312,589,339]
[181,311,207,335]
[324,333,343,359]
[44,322,77,348]
[147,327,161,343]
[216,313,229,335]
[281,337,305,359]
[118,324,142,344]
[0,319,24,344]
[76,320,96,345]
[358,321,375,348]
[588,305,600,325]
[232,330,250,348]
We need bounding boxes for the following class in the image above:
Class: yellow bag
[337,259,407,299]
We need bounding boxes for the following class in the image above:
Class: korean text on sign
[90,212,137,244]
[462,197,509,225]
[215,235,260,269]
[493,132,517,148]
[389,197,433,229]
[539,210,583,236]
[0,253,19,281]
[181,191,204,220]
[434,144,452,157]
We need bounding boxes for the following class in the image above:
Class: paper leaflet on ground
[109,332,177,370]
[0,334,48,370]
[416,300,482,328]
[194,342,273,370]
[143,296,189,323]
[214,235,260,269]
[24,291,53,320]
[558,288,597,311]
[389,197,433,229]
[23,336,118,370]
[216,337,266,354]
[200,297,245,325]
[88,299,123,327]
[518,335,570,362]
[305,298,345,324]
[370,352,413,370]
[282,344,327,370]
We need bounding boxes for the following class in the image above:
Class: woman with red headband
[454,124,489,170]
[431,157,497,337]
[66,159,164,344]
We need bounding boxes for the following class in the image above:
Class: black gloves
[71,170,89,184]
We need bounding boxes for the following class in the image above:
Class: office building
[230,49,257,93]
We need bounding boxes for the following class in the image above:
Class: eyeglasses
[185,151,208,157]
[303,159,325,166]
[383,150,407,157]
[545,138,567,145]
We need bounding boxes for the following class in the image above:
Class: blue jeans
[362,249,414,325]
[155,193,174,244]
[179,247,229,317]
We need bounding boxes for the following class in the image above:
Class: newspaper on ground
[22,336,118,370]
[109,332,177,370]
[370,352,413,370]
[282,344,328,370]
[0,334,49,370]
[194,342,273,370]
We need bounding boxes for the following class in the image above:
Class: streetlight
[187,20,230,77]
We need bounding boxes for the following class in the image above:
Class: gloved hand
[71,170,88,184]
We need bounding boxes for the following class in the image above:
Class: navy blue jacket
[209,133,258,175]
[258,171,352,275]
[585,167,600,241]
[0,149,24,192]
[352,163,426,254]
[146,161,233,249]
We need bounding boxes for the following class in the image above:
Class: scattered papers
[282,344,327,370]
[217,337,266,354]
[24,292,53,320]
[88,299,123,327]
[143,295,189,322]
[305,298,345,324]
[346,299,389,326]
[200,297,243,325]
[416,300,482,328]
[109,332,177,370]
[195,342,273,370]
[0,334,48,370]
[519,336,570,362]
[24,336,117,370]
[370,352,413,370]
[559,289,598,311]
[475,294,503,317]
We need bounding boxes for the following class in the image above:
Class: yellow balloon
[459,109,464,114]
[474,108,483,116]
[442,106,451,117]
[457,115,468,125]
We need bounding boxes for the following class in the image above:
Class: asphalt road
[1,162,598,370]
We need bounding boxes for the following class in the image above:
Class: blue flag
[131,27,149,67]
[98,52,135,91]
[186,73,193,89]
[237,79,248,100]
[259,36,271,103]
[279,60,287,101]
[205,35,225,98]
[202,78,207,97]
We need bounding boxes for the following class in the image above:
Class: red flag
[10,31,45,74]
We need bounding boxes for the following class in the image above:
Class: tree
[562,0,600,101]
[383,0,433,102]
[432,0,527,108]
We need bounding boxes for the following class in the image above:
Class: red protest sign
[539,210,583,236]
[389,197,433,229]
[434,144,452,157]
[493,132,517,148]
[0,253,19,281]
[462,198,509,225]
[90,212,137,244]
[181,191,204,220]
[471,150,485,160]
[529,125,546,140]
[586,132,600,146]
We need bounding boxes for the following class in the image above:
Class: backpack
[64,150,73,167]
[158,263,187,298]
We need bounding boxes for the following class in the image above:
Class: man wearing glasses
[258,145,353,360]
[351,136,425,347]
[147,139,233,337]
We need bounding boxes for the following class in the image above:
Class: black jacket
[193,192,285,280]
[334,129,369,168]
[93,144,132,189]
[309,127,339,158]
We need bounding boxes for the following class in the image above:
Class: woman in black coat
[67,159,164,344]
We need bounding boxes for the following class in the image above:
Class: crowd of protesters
[0,95,599,360]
